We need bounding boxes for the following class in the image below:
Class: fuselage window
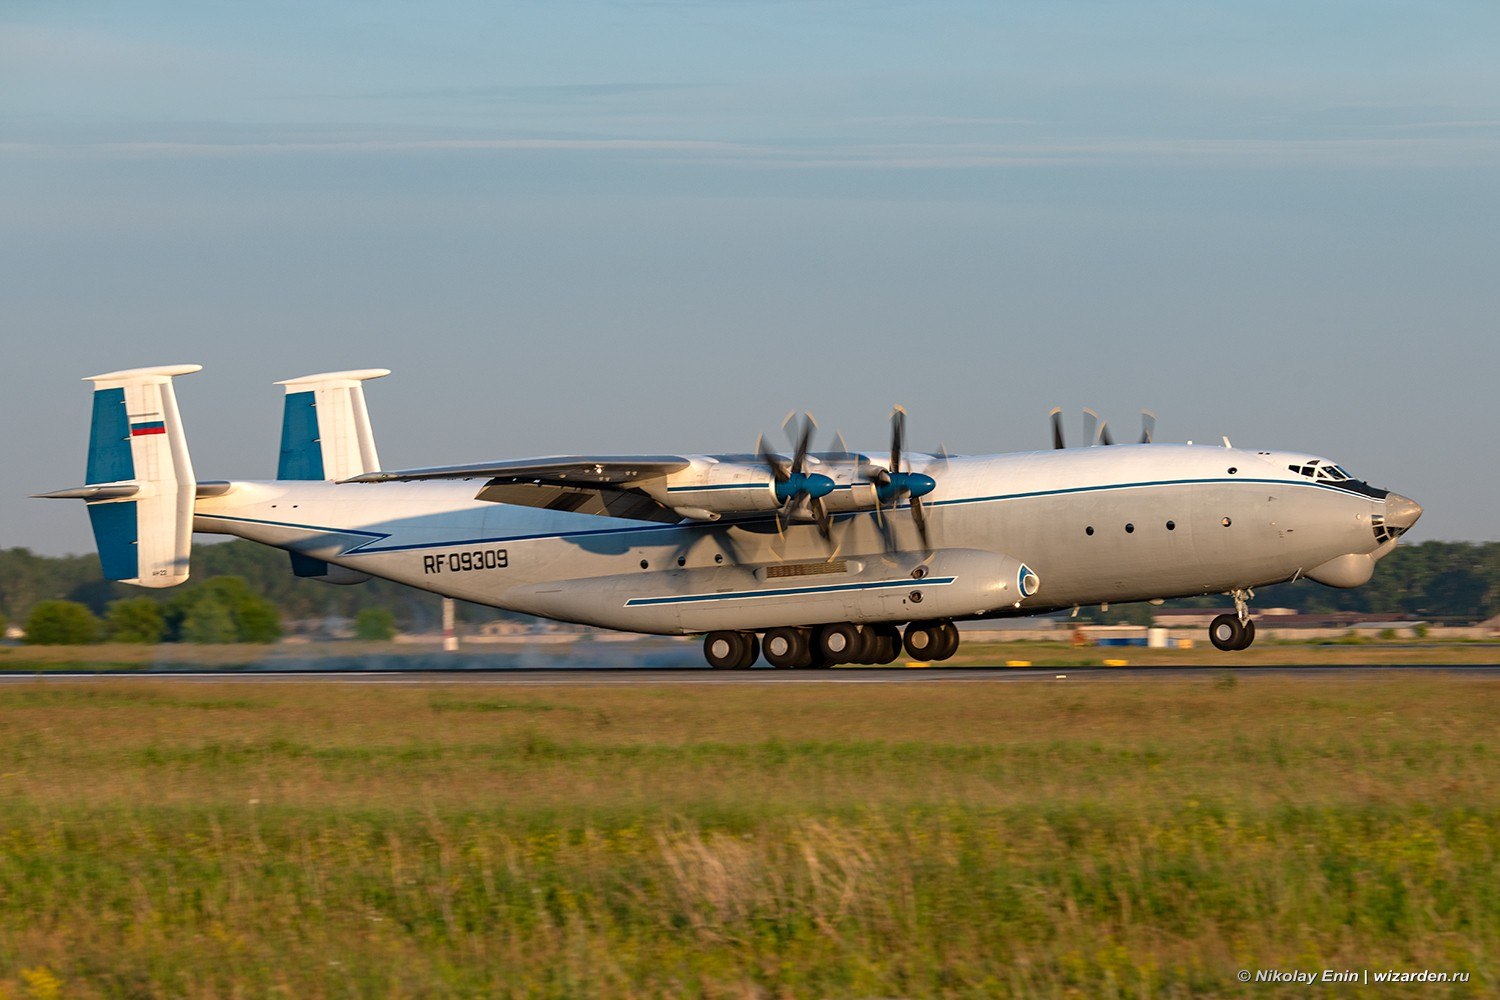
[1166,520,1176,530]
[1085,526,1095,536]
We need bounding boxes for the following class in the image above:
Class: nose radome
[1384,493,1423,531]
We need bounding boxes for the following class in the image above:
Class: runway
[2,664,1497,686]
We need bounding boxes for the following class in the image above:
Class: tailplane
[35,364,200,587]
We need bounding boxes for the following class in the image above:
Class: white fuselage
[192,444,1405,635]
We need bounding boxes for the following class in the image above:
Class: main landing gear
[702,620,960,669]
[1209,588,1257,651]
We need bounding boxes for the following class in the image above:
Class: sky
[4,0,1498,555]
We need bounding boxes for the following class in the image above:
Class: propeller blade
[791,412,815,474]
[911,494,931,554]
[756,432,789,482]
[1139,409,1156,445]
[891,405,906,474]
[1099,420,1114,446]
[1049,407,1065,449]
[811,497,833,541]
[1082,408,1099,447]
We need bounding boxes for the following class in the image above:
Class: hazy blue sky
[5,0,1498,554]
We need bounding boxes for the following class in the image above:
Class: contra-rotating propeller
[873,405,936,553]
[1050,407,1157,448]
[757,412,835,539]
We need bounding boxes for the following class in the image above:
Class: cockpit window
[1289,461,1353,482]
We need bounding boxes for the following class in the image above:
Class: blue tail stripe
[86,387,134,485]
[277,391,324,480]
[87,501,140,580]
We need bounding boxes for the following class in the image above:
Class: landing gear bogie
[703,630,760,669]
[763,627,812,668]
[702,620,957,669]
[903,620,960,661]
[816,622,863,665]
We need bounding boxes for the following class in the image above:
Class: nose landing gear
[1208,589,1256,651]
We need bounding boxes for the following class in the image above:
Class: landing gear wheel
[763,627,809,668]
[903,621,942,661]
[817,623,862,665]
[871,625,903,665]
[704,631,758,668]
[932,621,960,661]
[1235,618,1256,650]
[852,626,881,664]
[1208,614,1245,652]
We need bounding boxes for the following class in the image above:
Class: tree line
[1,538,1496,643]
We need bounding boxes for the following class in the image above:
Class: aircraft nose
[1383,493,1423,532]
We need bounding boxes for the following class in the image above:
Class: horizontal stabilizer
[32,483,141,501]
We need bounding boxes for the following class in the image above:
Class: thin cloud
[5,133,1498,169]
[341,83,706,102]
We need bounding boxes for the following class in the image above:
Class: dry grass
[0,676,1494,997]
[0,636,1496,673]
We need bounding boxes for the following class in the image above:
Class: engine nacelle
[641,460,781,520]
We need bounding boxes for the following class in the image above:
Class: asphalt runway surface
[2,664,1497,686]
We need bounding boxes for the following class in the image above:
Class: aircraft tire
[704,631,750,668]
[763,627,808,668]
[817,622,862,665]
[932,621,960,661]
[903,621,942,661]
[1208,614,1244,652]
[1235,618,1256,650]
[871,624,903,664]
[734,633,761,669]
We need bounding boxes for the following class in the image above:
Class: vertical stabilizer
[81,364,201,587]
[274,369,388,481]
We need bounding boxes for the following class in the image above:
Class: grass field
[0,675,1494,997]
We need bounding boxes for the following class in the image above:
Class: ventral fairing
[37,366,1421,667]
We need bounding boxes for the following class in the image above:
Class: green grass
[0,677,1494,997]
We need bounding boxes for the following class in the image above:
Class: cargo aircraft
[36,365,1422,667]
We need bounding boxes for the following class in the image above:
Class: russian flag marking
[130,421,167,437]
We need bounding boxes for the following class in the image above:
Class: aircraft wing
[342,455,692,486]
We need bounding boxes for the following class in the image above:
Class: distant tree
[105,597,166,644]
[355,607,397,641]
[233,599,282,644]
[180,595,237,644]
[165,577,282,644]
[24,600,101,645]
[0,609,7,638]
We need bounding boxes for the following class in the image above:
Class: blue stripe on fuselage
[624,576,956,607]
